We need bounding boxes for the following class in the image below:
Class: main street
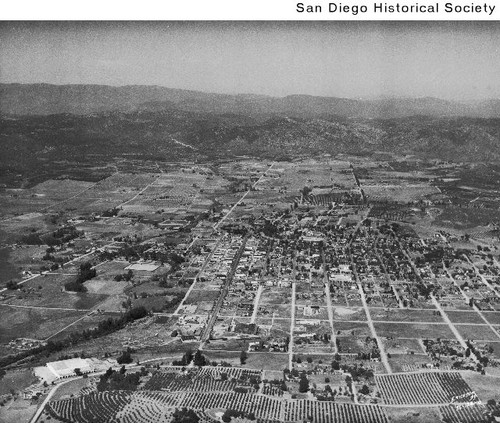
[322,249,338,354]
[199,237,248,347]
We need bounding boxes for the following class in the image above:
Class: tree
[360,384,370,395]
[76,262,96,283]
[117,349,133,364]
[6,281,18,290]
[221,409,254,423]
[64,280,87,292]
[300,186,312,197]
[193,350,207,367]
[298,372,309,393]
[240,350,248,365]
[173,350,193,366]
[172,408,199,423]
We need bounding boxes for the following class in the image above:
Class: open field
[456,324,499,341]
[0,306,88,342]
[373,322,455,340]
[0,369,37,396]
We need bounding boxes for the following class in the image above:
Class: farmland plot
[283,400,388,423]
[376,372,476,405]
[439,404,488,423]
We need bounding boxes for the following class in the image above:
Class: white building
[46,358,94,379]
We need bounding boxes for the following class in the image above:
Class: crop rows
[46,390,394,423]
[198,367,261,379]
[283,400,388,423]
[376,372,475,405]
[132,391,183,406]
[143,372,197,391]
[46,391,132,423]
[440,373,476,399]
[116,397,164,423]
[261,384,285,396]
[181,392,282,420]
[143,368,261,392]
[440,404,488,423]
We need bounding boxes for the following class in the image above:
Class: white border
[1,0,499,20]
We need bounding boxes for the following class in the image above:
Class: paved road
[429,295,468,350]
[323,280,338,354]
[288,280,296,371]
[321,250,338,353]
[250,284,264,324]
[355,274,393,374]
[199,237,248,347]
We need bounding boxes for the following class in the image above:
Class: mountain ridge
[1,83,499,118]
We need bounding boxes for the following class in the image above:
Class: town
[1,156,499,423]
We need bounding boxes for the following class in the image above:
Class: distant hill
[1,83,499,118]
[1,83,499,187]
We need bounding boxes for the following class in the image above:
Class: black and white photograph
[0,20,500,423]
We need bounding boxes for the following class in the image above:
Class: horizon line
[1,81,499,103]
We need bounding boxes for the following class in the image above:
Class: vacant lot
[446,310,486,324]
[3,273,107,309]
[48,312,122,342]
[0,306,87,342]
[483,311,500,325]
[0,369,37,395]
[456,324,499,341]
[333,320,371,337]
[84,279,129,296]
[384,406,442,423]
[388,353,431,373]
[373,322,453,340]
[370,308,444,323]
[184,289,220,304]
[383,338,424,355]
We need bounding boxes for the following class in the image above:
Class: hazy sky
[1,21,499,100]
